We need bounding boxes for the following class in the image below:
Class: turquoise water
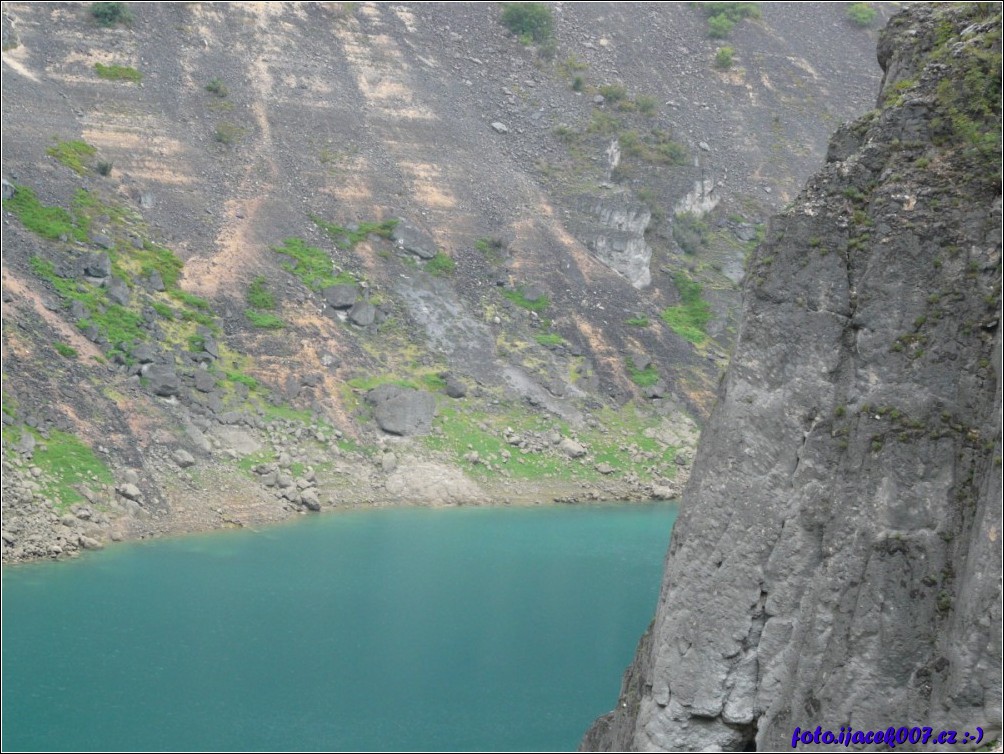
[2,502,676,752]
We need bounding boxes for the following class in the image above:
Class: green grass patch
[426,251,456,277]
[535,332,563,347]
[54,342,78,358]
[47,140,97,174]
[245,309,285,329]
[625,316,650,327]
[94,62,142,83]
[28,428,115,511]
[131,242,184,289]
[246,276,276,309]
[3,186,87,241]
[502,287,549,312]
[661,274,711,344]
[169,289,211,310]
[619,129,688,166]
[149,301,173,319]
[225,369,260,391]
[627,361,659,387]
[311,215,398,248]
[273,237,338,291]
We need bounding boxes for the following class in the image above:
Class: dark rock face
[584,6,1002,751]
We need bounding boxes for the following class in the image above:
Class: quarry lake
[2,501,676,752]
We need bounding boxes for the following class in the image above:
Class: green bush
[213,122,245,145]
[91,2,132,26]
[696,2,760,38]
[635,95,658,116]
[598,84,628,103]
[97,160,113,176]
[205,77,229,97]
[707,13,735,38]
[715,46,734,69]
[94,63,142,82]
[847,3,877,27]
[500,3,553,44]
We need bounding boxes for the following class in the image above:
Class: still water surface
[2,502,677,752]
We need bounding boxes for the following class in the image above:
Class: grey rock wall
[584,5,1002,750]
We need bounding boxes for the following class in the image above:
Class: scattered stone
[78,535,103,550]
[1,178,14,200]
[106,277,130,306]
[642,381,667,399]
[171,448,196,468]
[147,269,166,291]
[83,253,112,279]
[322,284,359,309]
[193,370,217,393]
[699,141,711,152]
[89,232,114,250]
[596,462,616,475]
[491,121,509,134]
[132,343,157,363]
[117,483,142,501]
[559,437,587,458]
[445,377,467,399]
[348,301,376,326]
[301,488,321,511]
[142,364,180,397]
[381,452,398,473]
[391,218,438,260]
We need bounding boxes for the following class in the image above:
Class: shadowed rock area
[582,4,1002,751]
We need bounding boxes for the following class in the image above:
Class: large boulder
[142,364,180,397]
[348,301,376,327]
[322,284,359,309]
[83,253,111,279]
[365,385,436,436]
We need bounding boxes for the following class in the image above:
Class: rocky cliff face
[584,4,1002,750]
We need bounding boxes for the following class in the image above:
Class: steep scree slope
[583,4,1002,751]
[1,2,886,562]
